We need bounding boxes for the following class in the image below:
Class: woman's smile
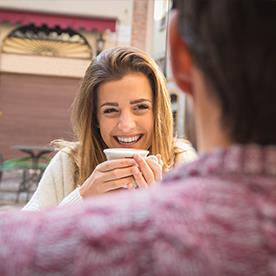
[113,134,144,147]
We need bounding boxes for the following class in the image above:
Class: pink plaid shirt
[0,144,276,275]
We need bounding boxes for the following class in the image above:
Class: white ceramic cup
[103,148,149,160]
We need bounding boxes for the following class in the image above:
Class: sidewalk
[0,170,36,210]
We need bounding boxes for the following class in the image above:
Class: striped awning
[0,9,116,32]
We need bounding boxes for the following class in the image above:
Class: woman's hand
[132,154,163,188]
[80,158,137,198]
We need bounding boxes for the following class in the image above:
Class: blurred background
[0,0,195,207]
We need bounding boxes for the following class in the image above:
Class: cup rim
[103,148,149,155]
[103,148,149,160]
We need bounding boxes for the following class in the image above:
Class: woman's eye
[103,108,118,114]
[134,104,150,110]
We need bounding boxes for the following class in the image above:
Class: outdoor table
[12,144,54,170]
[12,144,55,202]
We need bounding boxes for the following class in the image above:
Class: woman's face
[97,72,154,150]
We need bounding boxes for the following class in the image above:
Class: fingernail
[127,183,133,189]
[136,154,143,160]
[133,167,140,175]
[129,159,137,165]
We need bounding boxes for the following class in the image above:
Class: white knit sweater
[23,141,197,211]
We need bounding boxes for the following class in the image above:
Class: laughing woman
[23,47,197,210]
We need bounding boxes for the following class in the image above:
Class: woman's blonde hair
[54,47,174,185]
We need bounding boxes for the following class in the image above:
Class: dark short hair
[176,0,276,144]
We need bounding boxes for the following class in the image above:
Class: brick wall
[131,0,149,50]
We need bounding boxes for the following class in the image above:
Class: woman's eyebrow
[100,102,119,107]
[130,99,152,104]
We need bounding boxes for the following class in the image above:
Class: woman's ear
[169,11,193,95]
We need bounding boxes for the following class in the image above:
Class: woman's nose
[117,112,136,132]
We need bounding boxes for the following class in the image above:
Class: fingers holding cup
[133,154,156,186]
[146,155,163,182]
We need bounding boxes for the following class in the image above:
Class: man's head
[170,0,276,150]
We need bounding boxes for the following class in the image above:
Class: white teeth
[117,135,141,144]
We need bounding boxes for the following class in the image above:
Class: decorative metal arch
[2,24,92,59]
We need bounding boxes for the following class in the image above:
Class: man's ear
[169,11,193,95]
